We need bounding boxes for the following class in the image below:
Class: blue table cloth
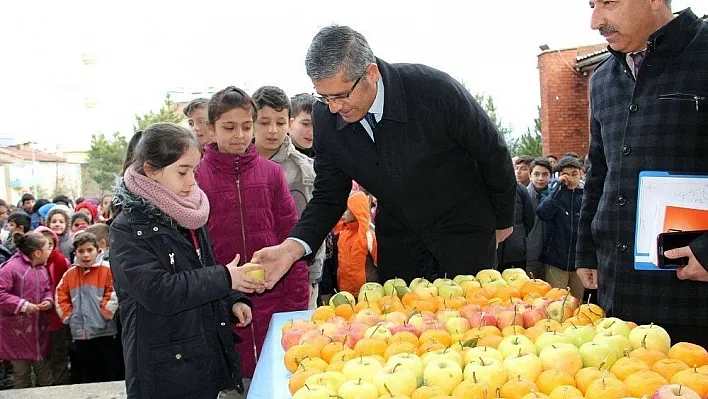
[247,310,314,398]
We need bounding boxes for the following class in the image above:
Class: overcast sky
[1,0,705,152]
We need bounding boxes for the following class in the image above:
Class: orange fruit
[536,369,576,395]
[584,376,628,399]
[417,340,446,355]
[389,331,420,347]
[561,316,589,328]
[624,370,668,398]
[465,293,490,308]
[549,384,583,399]
[523,292,542,302]
[311,305,336,322]
[401,292,419,308]
[668,342,708,368]
[329,348,360,363]
[609,356,650,380]
[520,279,552,297]
[629,346,667,367]
[501,376,538,399]
[334,303,356,319]
[496,286,522,301]
[353,338,387,357]
[477,334,503,349]
[443,296,467,310]
[545,288,570,301]
[320,341,348,364]
[288,368,321,395]
[535,319,563,332]
[575,367,612,395]
[303,334,332,352]
[384,341,418,360]
[410,299,437,314]
[670,367,708,398]
[419,329,452,347]
[284,343,321,373]
[652,358,690,381]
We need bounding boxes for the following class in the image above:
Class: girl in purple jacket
[197,86,309,392]
[0,232,54,388]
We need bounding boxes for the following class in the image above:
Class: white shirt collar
[369,76,385,122]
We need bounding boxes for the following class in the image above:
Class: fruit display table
[248,310,314,399]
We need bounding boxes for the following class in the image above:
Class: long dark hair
[15,232,48,258]
[129,124,198,176]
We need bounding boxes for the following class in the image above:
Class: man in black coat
[577,1,708,346]
[254,25,517,287]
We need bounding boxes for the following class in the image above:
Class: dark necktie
[630,51,646,77]
[364,112,377,133]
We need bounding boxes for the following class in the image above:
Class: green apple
[387,353,424,387]
[453,275,477,285]
[358,282,385,304]
[412,281,438,299]
[342,356,384,383]
[545,300,574,322]
[497,334,537,358]
[463,357,508,391]
[409,277,429,291]
[436,309,460,324]
[329,291,356,308]
[505,274,531,289]
[535,331,574,353]
[383,278,408,297]
[628,323,671,354]
[503,351,543,382]
[364,324,392,341]
[433,277,454,288]
[501,268,529,283]
[459,279,482,294]
[595,317,632,338]
[292,384,337,399]
[437,280,464,298]
[337,378,379,399]
[464,346,504,364]
[393,285,411,298]
[578,341,618,369]
[374,363,418,396]
[444,316,471,335]
[303,371,347,393]
[423,358,464,395]
[563,324,597,347]
[592,330,632,358]
[421,349,464,369]
[539,343,583,375]
[476,269,502,281]
[480,277,508,289]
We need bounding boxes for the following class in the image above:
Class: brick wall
[537,45,605,159]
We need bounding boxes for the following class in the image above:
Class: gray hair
[305,25,376,81]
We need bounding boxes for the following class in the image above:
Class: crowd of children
[0,194,123,389]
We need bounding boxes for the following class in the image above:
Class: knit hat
[38,203,56,220]
[75,201,98,222]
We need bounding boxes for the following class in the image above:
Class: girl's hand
[232,302,252,327]
[226,254,266,294]
[25,303,40,314]
[38,301,52,311]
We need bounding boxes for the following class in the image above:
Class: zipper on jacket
[34,268,40,361]
[566,190,574,272]
[168,253,175,272]
[658,93,706,112]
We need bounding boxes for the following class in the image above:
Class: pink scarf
[123,167,210,230]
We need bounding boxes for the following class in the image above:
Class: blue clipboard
[634,171,708,270]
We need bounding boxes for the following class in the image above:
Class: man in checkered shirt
[578,0,708,347]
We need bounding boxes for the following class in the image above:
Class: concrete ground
[0,381,127,399]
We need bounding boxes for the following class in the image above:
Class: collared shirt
[626,49,647,78]
[360,77,385,142]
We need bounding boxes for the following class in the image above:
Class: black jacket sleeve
[110,222,233,316]
[519,185,535,236]
[289,103,352,252]
[447,79,517,230]
[689,233,708,273]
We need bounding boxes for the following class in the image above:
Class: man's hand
[38,301,52,311]
[251,240,306,290]
[577,268,598,289]
[558,175,569,186]
[496,227,513,245]
[665,246,708,282]
[232,302,253,328]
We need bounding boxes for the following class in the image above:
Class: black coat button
[617,195,627,206]
[616,242,628,252]
[629,103,638,112]
[622,145,631,155]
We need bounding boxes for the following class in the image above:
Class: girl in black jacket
[110,123,265,399]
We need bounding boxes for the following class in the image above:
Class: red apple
[532,297,555,309]
[419,319,445,333]
[326,316,349,329]
[496,309,524,330]
[486,305,507,317]
[332,325,365,348]
[522,307,547,328]
[459,304,483,320]
[281,328,305,350]
[390,321,421,337]
[468,311,498,328]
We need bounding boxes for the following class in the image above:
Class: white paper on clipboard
[634,172,708,270]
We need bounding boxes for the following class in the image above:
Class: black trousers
[74,336,123,383]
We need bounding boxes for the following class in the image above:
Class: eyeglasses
[314,70,366,104]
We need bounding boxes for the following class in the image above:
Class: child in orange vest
[334,191,377,296]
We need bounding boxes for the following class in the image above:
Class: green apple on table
[423,358,464,395]
[303,371,347,394]
[579,341,618,369]
[476,269,502,281]
[503,351,544,382]
[292,383,337,399]
[342,356,383,383]
[595,317,632,338]
[409,277,429,291]
[535,331,574,353]
[498,333,537,358]
[593,330,632,358]
[329,291,356,308]
[464,346,504,364]
[436,279,464,298]
[358,282,385,304]
[562,323,597,347]
[453,274,477,285]
[383,278,407,296]
[387,353,424,387]
[374,363,418,396]
[412,281,438,299]
[463,356,508,390]
[628,323,671,354]
[337,378,379,399]
[539,342,584,375]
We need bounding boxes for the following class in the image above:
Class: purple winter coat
[197,143,309,377]
[0,252,53,361]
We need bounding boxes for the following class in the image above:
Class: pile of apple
[281,268,708,399]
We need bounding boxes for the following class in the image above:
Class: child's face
[289,111,313,149]
[144,146,200,197]
[560,167,582,189]
[34,239,52,265]
[49,214,67,235]
[255,106,289,155]
[75,242,98,267]
[0,206,9,223]
[22,199,34,213]
[531,165,551,190]
[209,108,254,154]
[8,221,18,235]
[187,107,214,147]
[72,218,90,233]
[514,163,530,184]
[101,196,111,209]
